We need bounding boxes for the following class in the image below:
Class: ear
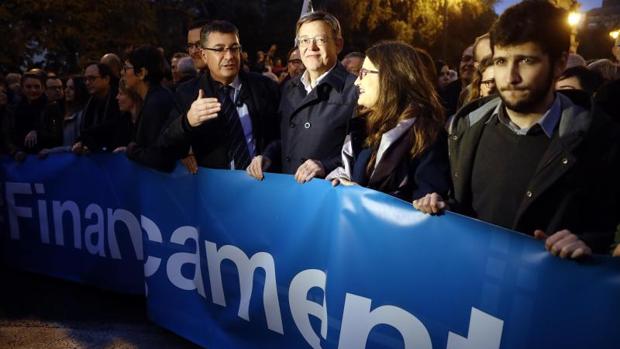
[137,67,148,81]
[553,52,568,79]
[335,37,344,55]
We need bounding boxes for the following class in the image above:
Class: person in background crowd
[72,62,121,153]
[101,53,123,80]
[0,78,10,154]
[478,61,496,98]
[278,47,305,85]
[158,20,280,171]
[414,0,620,259]
[187,20,209,73]
[38,75,90,156]
[119,45,176,171]
[565,53,586,70]
[171,52,190,85]
[45,75,64,104]
[441,45,475,116]
[6,73,21,98]
[247,11,357,183]
[611,35,620,64]
[341,51,365,76]
[472,33,492,66]
[327,41,451,202]
[175,57,197,86]
[587,59,620,82]
[5,72,49,160]
[463,57,497,105]
[556,66,604,95]
[252,50,267,73]
[271,57,286,76]
[436,60,453,90]
[112,79,143,153]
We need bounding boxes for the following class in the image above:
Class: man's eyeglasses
[203,45,243,55]
[296,36,331,48]
[358,68,379,80]
[187,42,201,51]
[123,64,134,72]
[288,59,303,65]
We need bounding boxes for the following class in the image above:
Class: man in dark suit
[247,11,358,183]
[159,20,280,170]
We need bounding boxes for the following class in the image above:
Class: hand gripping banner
[1,153,619,349]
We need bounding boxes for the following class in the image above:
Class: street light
[568,11,583,26]
[567,11,583,53]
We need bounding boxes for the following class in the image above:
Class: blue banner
[1,154,619,349]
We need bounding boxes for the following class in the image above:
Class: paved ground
[0,264,202,349]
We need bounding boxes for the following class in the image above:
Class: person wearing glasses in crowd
[247,11,357,183]
[326,41,451,201]
[38,76,90,157]
[72,62,121,153]
[187,20,209,74]
[114,45,177,172]
[158,20,280,171]
[278,47,305,85]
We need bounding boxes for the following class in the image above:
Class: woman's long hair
[363,41,445,173]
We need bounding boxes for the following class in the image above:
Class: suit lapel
[368,132,411,187]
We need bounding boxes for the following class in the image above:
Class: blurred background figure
[435,60,453,90]
[170,52,190,86]
[5,72,48,160]
[100,53,123,80]
[587,59,620,82]
[38,75,90,157]
[174,57,197,87]
[112,79,143,153]
[341,51,364,76]
[565,53,586,70]
[279,47,305,85]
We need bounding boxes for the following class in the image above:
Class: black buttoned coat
[263,63,358,174]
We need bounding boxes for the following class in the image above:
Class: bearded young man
[414,0,620,259]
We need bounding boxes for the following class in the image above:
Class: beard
[498,69,554,114]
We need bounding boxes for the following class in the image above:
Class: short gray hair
[295,11,342,39]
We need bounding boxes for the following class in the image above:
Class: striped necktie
[218,85,251,169]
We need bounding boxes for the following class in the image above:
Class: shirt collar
[488,94,561,138]
[300,64,336,94]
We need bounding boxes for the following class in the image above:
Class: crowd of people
[1,0,619,258]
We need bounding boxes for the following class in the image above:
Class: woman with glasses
[327,41,451,202]
[463,57,497,106]
[121,45,176,172]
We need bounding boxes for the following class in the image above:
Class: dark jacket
[126,84,176,171]
[328,116,451,202]
[158,71,280,169]
[448,94,620,253]
[263,62,358,174]
[79,86,121,152]
[4,95,48,154]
